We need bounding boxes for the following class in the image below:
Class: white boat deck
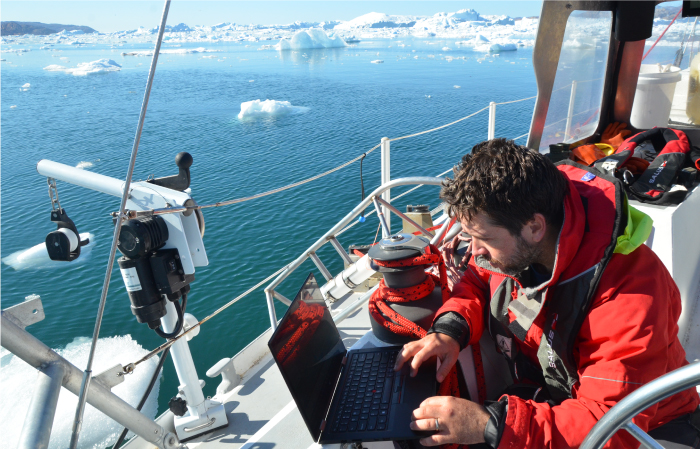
[126,292,396,449]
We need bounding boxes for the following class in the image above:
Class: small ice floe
[442,47,451,51]
[201,55,216,59]
[489,43,517,52]
[10,105,17,109]
[425,95,431,98]
[249,80,254,82]
[238,99,309,120]
[371,60,384,64]
[1,48,29,53]
[2,233,95,270]
[44,59,121,76]
[76,161,94,169]
[454,85,461,89]
[20,83,30,91]
[121,47,220,57]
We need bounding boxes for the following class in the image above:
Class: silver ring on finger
[435,418,440,432]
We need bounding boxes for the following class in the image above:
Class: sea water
[5,35,679,447]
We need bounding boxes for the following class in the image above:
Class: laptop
[268,272,437,444]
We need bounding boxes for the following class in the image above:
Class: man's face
[460,212,542,276]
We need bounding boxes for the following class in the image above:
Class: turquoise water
[1,38,536,416]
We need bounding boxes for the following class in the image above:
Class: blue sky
[2,1,544,33]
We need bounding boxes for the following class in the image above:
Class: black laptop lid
[268,273,346,442]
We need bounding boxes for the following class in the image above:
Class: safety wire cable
[69,2,172,448]
[118,94,536,374]
[131,95,538,219]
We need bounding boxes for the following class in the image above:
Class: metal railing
[580,361,700,449]
[263,176,449,330]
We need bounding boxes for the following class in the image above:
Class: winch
[367,233,446,345]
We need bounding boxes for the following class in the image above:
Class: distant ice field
[0,33,683,442]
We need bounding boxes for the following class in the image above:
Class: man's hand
[410,396,491,446]
[394,333,460,382]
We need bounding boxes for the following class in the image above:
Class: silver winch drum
[368,233,444,345]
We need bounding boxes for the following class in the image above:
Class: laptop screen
[268,273,346,442]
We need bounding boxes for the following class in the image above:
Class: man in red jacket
[395,139,700,448]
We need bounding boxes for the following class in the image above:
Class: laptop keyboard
[331,350,403,433]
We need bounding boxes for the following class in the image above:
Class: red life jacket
[593,128,692,205]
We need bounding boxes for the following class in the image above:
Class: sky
[1,1,544,33]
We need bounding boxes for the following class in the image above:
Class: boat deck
[126,292,395,449]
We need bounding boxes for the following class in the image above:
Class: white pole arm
[37,160,125,198]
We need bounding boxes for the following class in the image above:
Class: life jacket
[480,161,628,404]
[593,128,692,205]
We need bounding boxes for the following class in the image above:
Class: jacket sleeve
[434,256,490,346]
[498,248,698,449]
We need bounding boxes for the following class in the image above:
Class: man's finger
[412,404,444,420]
[409,418,439,432]
[410,347,430,377]
[419,434,451,447]
[394,341,420,371]
[435,352,457,383]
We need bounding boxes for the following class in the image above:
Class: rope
[643,7,683,61]
[513,132,529,141]
[388,105,490,142]
[201,145,380,209]
[494,95,536,105]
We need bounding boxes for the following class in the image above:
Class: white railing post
[381,137,391,238]
[565,80,578,142]
[488,102,496,140]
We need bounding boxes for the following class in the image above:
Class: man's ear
[522,213,547,244]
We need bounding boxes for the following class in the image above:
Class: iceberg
[43,59,121,76]
[335,12,416,30]
[371,60,384,64]
[238,99,309,120]
[277,29,346,50]
[20,83,30,91]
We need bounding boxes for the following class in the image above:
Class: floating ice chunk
[1,48,29,53]
[121,47,220,57]
[2,233,95,270]
[76,161,94,169]
[489,43,517,52]
[249,80,255,82]
[442,47,451,51]
[202,55,216,59]
[0,335,161,449]
[238,99,309,120]
[10,105,17,108]
[44,59,121,76]
[20,83,30,91]
[454,85,461,88]
[371,60,384,63]
[277,29,346,50]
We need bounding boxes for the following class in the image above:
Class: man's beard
[476,236,542,276]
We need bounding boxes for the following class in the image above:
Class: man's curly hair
[440,139,569,236]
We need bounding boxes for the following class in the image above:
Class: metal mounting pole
[380,137,391,238]
[564,80,577,142]
[68,1,172,447]
[488,102,496,140]
[18,363,66,449]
